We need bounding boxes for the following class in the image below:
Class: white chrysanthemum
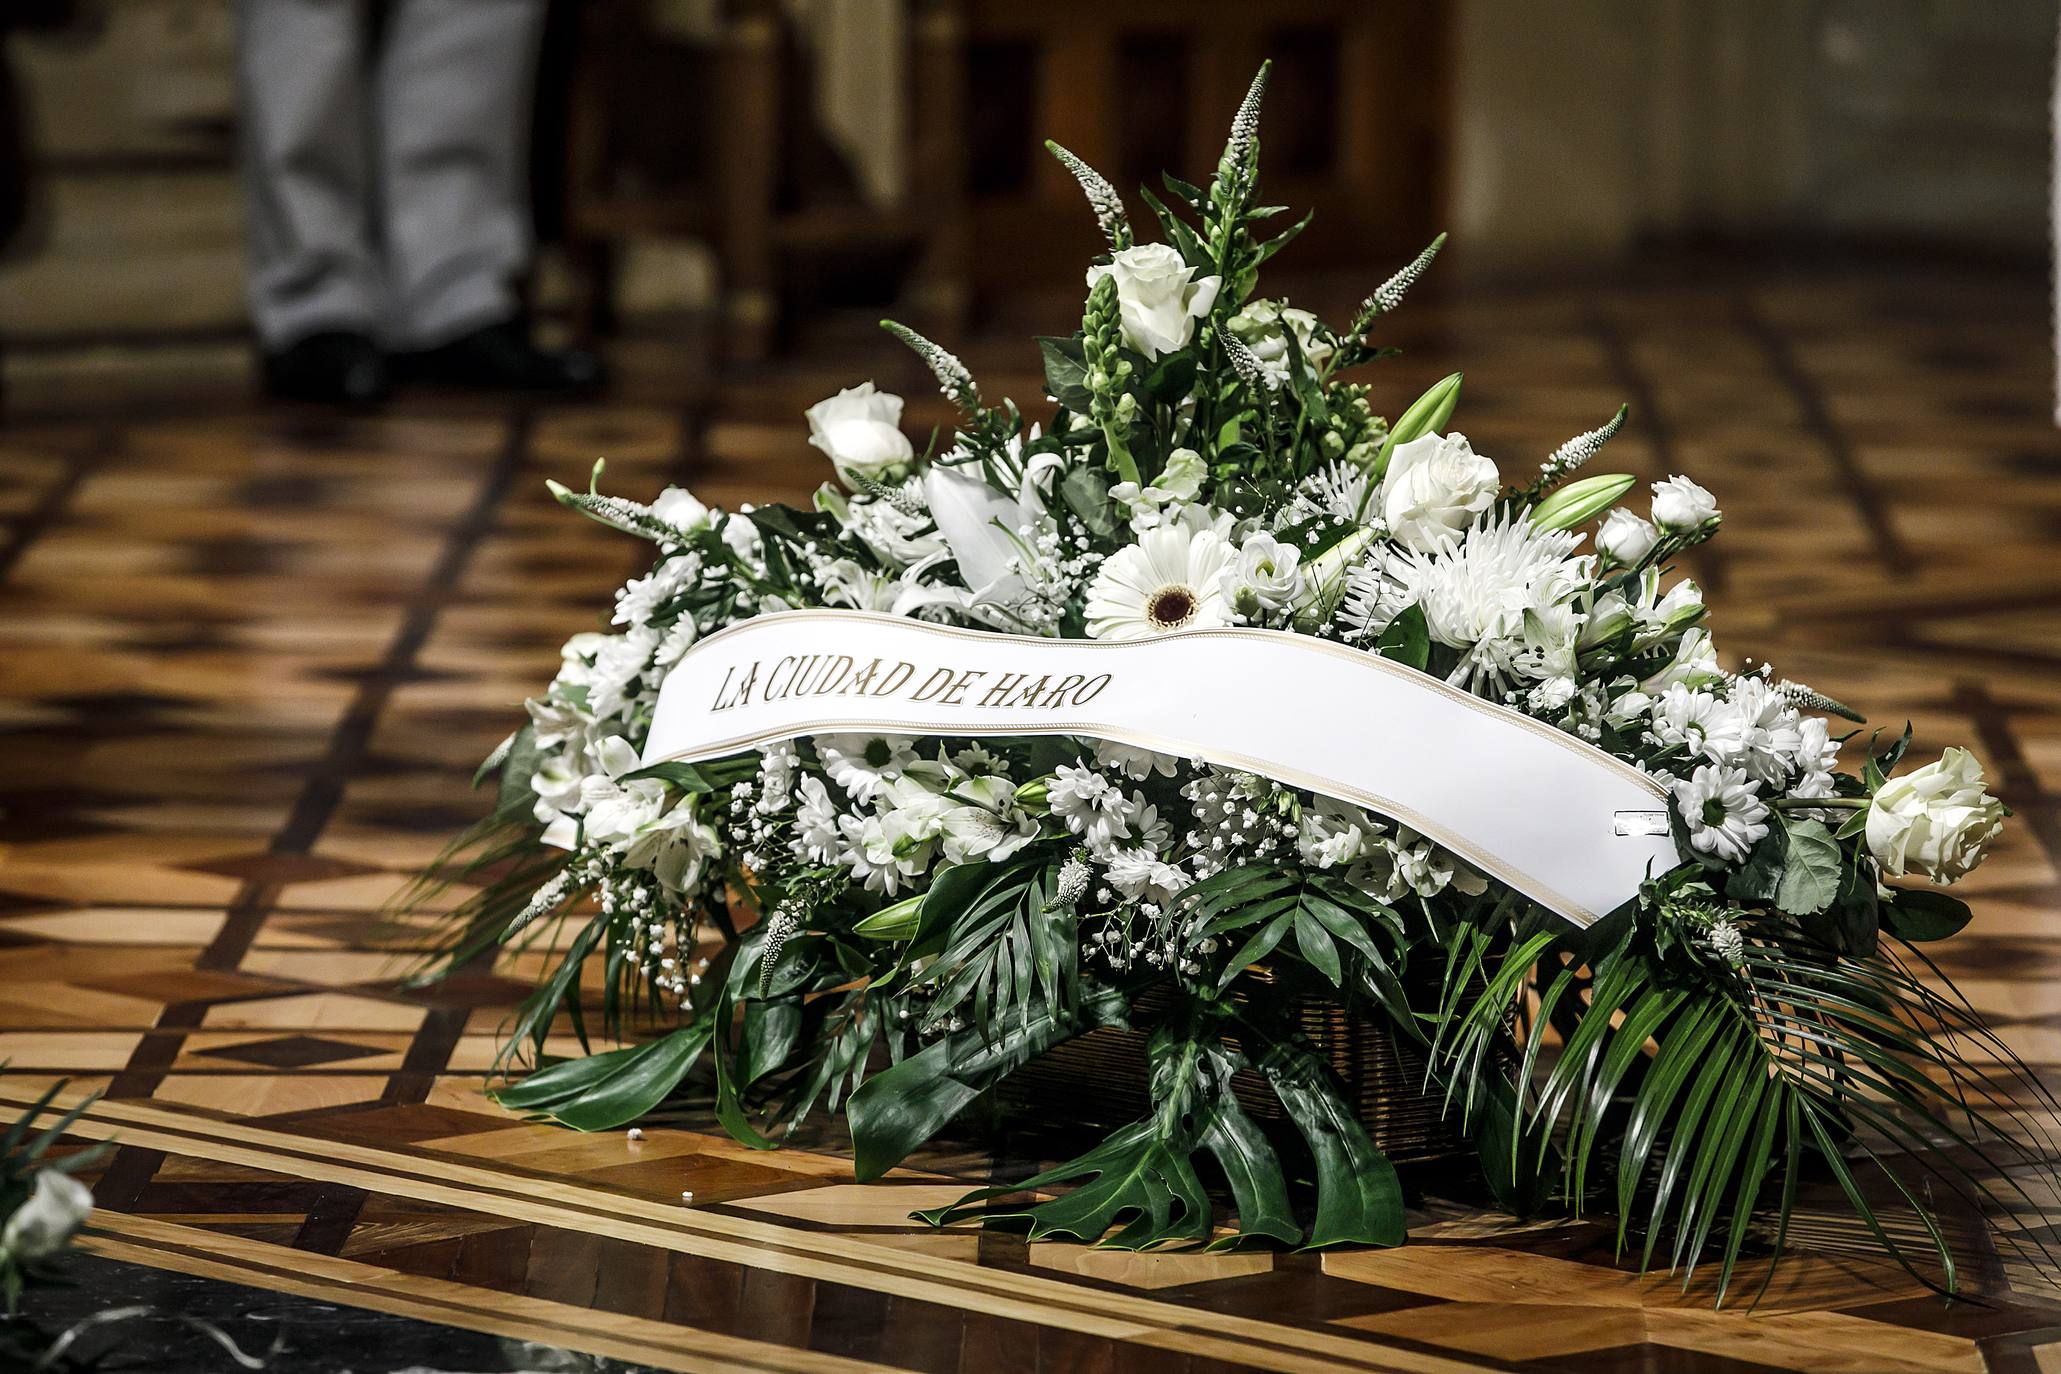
[1672,764,1770,864]
[1396,517,1583,692]
[1289,460,1373,524]
[1646,683,1726,755]
[1786,716,1842,800]
[1048,763,1132,853]
[1085,525,1234,640]
[793,776,843,863]
[1105,847,1192,905]
[1714,676,1805,788]
[1335,547,1407,639]
[815,734,916,802]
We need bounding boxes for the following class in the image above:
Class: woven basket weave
[1002,980,1466,1164]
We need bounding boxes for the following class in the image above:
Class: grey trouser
[236,0,548,349]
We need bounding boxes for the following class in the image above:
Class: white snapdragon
[1380,432,1499,551]
[1227,299,1334,388]
[1866,748,2006,883]
[1086,244,1221,360]
[1650,475,1719,532]
[806,383,915,482]
[1111,448,1206,533]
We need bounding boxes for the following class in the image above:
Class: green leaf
[1373,604,1430,671]
[1248,1030,1405,1247]
[1883,887,1973,942]
[620,759,724,792]
[1038,335,1092,408]
[847,986,1125,1181]
[491,1021,713,1131]
[1059,465,1117,537]
[1775,819,1842,916]
[1292,909,1343,986]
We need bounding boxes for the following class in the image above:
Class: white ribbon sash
[642,610,1676,926]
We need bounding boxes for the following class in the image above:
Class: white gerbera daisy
[1085,526,1234,640]
[1672,763,1770,864]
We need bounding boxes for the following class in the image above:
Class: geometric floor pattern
[5,261,2061,1371]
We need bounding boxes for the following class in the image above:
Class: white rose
[0,1170,92,1264]
[1595,508,1658,564]
[806,382,915,482]
[1085,244,1222,360]
[651,485,711,535]
[1225,532,1302,614]
[1650,475,1719,532]
[1866,747,2006,883]
[1379,432,1499,551]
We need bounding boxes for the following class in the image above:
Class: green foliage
[1432,910,2061,1304]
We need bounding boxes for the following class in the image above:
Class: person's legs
[235,0,384,349]
[375,0,548,350]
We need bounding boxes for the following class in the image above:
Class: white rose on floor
[1380,432,1499,551]
[1595,508,1658,564]
[1650,475,1719,531]
[1866,747,2006,883]
[1085,244,1222,360]
[806,382,914,482]
[0,1170,93,1264]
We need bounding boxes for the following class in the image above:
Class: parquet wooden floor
[4,262,2061,1372]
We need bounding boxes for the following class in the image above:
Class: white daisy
[1672,764,1770,864]
[814,734,916,802]
[1084,525,1234,640]
[1093,739,1180,780]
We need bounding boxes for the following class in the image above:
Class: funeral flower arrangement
[419,66,2054,1298]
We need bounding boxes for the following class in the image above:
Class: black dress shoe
[399,319,605,394]
[260,330,390,406]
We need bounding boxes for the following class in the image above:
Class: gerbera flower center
[1146,584,1200,630]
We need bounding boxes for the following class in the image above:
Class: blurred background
[0,0,2052,410]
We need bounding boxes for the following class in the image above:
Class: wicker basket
[1000,981,1468,1164]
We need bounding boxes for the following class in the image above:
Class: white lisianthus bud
[1379,432,1499,551]
[1595,508,1659,564]
[1865,747,2006,883]
[651,485,712,535]
[1650,475,1719,532]
[0,1170,93,1264]
[805,383,915,484]
[1225,531,1303,614]
[1085,244,1222,360]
